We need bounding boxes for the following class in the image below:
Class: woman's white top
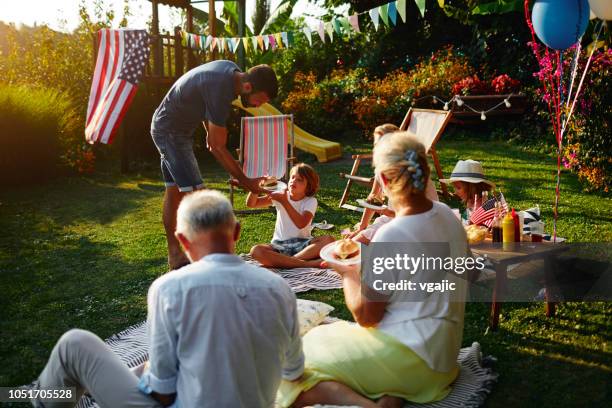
[372,201,469,372]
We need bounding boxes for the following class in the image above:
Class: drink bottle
[491,203,503,243]
[502,211,515,249]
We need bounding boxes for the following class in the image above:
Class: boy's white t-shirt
[272,193,317,241]
[371,201,469,373]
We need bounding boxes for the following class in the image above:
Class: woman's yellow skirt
[276,321,458,407]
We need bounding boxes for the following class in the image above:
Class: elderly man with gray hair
[30,190,304,408]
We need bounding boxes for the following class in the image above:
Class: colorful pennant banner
[181,0,434,54]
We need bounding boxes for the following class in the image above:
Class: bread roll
[334,239,359,259]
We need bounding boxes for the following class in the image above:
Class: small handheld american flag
[470,193,509,227]
[85,29,150,144]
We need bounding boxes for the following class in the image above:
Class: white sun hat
[439,159,495,188]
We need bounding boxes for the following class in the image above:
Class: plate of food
[260,176,287,192]
[320,239,361,265]
[356,197,387,211]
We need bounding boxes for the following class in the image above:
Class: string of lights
[411,94,516,121]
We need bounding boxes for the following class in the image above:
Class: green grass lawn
[0,137,610,407]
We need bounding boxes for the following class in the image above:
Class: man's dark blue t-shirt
[151,60,240,134]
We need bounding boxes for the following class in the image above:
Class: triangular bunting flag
[349,14,360,32]
[369,8,380,31]
[268,34,276,50]
[181,30,187,47]
[194,34,200,49]
[379,4,389,26]
[252,36,259,52]
[340,17,351,34]
[210,37,217,52]
[219,37,226,52]
[205,35,212,50]
[333,19,342,35]
[263,35,270,50]
[303,27,313,46]
[281,32,289,48]
[287,31,294,47]
[242,37,249,53]
[317,22,326,43]
[325,22,334,42]
[397,0,407,23]
[415,0,426,17]
[274,33,283,49]
[232,38,240,53]
[388,2,397,25]
[257,35,264,51]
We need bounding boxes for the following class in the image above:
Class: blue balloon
[532,0,590,50]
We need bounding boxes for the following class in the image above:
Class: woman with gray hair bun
[277,132,468,408]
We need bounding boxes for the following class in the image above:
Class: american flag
[470,193,509,227]
[85,29,150,144]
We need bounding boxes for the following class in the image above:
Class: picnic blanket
[240,254,343,293]
[76,321,497,408]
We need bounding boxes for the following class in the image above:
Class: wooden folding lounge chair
[229,114,296,214]
[338,108,452,210]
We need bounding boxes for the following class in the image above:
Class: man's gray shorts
[151,128,204,192]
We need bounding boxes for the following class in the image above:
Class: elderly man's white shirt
[139,253,304,407]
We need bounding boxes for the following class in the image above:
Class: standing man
[151,60,277,269]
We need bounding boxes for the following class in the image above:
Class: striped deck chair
[229,115,295,213]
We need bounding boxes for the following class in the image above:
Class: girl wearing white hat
[440,160,495,213]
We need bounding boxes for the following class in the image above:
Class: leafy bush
[0,85,88,185]
[282,69,366,137]
[0,23,94,115]
[352,47,473,133]
[0,3,136,175]
[560,49,611,192]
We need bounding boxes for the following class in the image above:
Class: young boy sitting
[248,163,334,269]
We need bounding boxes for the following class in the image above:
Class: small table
[470,241,569,331]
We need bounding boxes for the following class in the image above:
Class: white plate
[320,241,361,266]
[262,180,287,192]
[356,198,387,211]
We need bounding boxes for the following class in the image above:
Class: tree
[252,0,270,35]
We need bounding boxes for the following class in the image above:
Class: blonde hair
[373,123,399,144]
[290,163,319,197]
[373,131,430,202]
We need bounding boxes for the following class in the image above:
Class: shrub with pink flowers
[491,74,521,94]
[530,47,611,192]
[451,73,521,96]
